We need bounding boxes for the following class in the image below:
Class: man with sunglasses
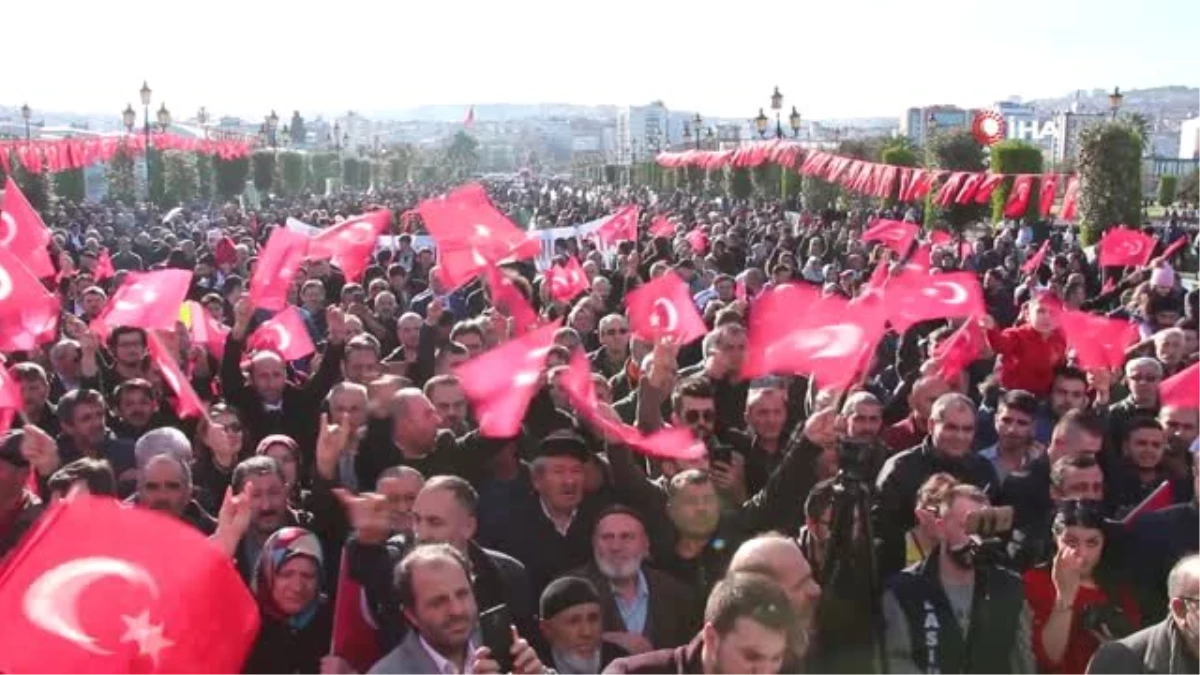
[590,314,631,380]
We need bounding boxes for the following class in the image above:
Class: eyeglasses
[603,328,630,337]
[683,409,716,424]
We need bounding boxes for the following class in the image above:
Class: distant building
[1051,111,1107,165]
[1180,117,1200,160]
[616,102,670,165]
[901,105,972,145]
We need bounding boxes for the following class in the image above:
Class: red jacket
[986,324,1067,396]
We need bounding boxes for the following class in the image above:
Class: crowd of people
[0,175,1198,674]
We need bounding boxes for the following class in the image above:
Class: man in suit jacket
[1087,554,1200,674]
[573,506,700,654]
[221,299,346,465]
[540,576,629,674]
[368,544,545,674]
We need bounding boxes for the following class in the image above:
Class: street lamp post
[197,106,209,139]
[122,104,136,134]
[1108,86,1123,120]
[692,113,703,150]
[754,108,769,139]
[156,103,171,132]
[771,86,784,139]
[682,122,692,150]
[789,106,802,139]
[139,81,153,192]
[20,103,31,142]
[265,110,279,149]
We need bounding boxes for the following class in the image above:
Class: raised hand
[315,412,351,480]
[326,305,347,345]
[333,488,393,545]
[212,482,253,557]
[232,297,253,339]
[20,424,60,477]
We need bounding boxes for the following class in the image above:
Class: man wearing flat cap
[540,576,630,674]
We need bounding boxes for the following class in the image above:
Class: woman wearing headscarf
[243,527,332,674]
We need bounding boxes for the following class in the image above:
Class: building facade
[1051,111,1107,165]
[901,105,972,145]
[1180,117,1200,160]
[615,102,670,165]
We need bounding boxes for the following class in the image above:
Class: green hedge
[989,140,1043,222]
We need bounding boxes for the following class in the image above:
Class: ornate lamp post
[789,106,802,139]
[754,108,769,139]
[122,104,136,133]
[156,103,171,132]
[20,103,31,142]
[771,86,785,139]
[138,81,153,193]
[266,110,279,149]
[1108,86,1123,120]
[692,113,703,150]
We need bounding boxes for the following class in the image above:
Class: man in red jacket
[982,293,1067,397]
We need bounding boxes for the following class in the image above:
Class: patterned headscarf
[252,527,325,628]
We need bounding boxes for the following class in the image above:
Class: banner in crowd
[0,133,255,175]
[655,140,1080,220]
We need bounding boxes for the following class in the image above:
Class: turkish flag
[246,307,316,362]
[483,266,538,336]
[886,271,987,333]
[1160,362,1199,408]
[1099,227,1156,267]
[456,320,559,438]
[559,351,704,461]
[905,244,934,274]
[861,218,918,256]
[931,319,987,382]
[934,173,967,207]
[649,216,675,238]
[1021,240,1051,275]
[418,184,539,289]
[544,257,590,304]
[249,226,310,311]
[309,210,390,282]
[95,249,117,282]
[1121,481,1176,528]
[897,169,915,202]
[0,244,61,352]
[147,331,206,419]
[1160,236,1188,262]
[954,173,985,205]
[594,205,639,246]
[685,229,709,255]
[0,495,258,673]
[1003,175,1035,218]
[97,270,193,334]
[625,271,707,346]
[0,363,22,410]
[909,170,938,200]
[972,173,1006,204]
[1,176,55,279]
[180,301,229,362]
[1101,276,1117,295]
[929,230,953,246]
[1059,176,1081,220]
[743,283,886,388]
[1038,174,1059,218]
[1058,309,1138,371]
[330,549,381,673]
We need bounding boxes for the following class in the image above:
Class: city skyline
[6,0,1198,123]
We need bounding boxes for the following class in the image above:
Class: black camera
[706,436,734,466]
[1079,602,1134,640]
[836,438,872,482]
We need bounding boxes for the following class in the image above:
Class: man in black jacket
[874,393,999,579]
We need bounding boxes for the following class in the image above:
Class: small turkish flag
[1099,227,1156,268]
[1021,240,1051,275]
[98,269,193,333]
[418,184,539,289]
[931,318,987,382]
[954,173,985,205]
[1101,276,1117,294]
[934,173,967,207]
[147,331,206,419]
[1160,362,1199,409]
[972,173,1006,204]
[909,170,938,200]
[330,549,381,673]
[1160,236,1188,262]
[625,271,707,346]
[929,230,953,246]
[743,283,886,388]
[483,266,539,335]
[0,243,61,352]
[0,495,259,673]
[246,306,317,362]
[594,205,639,246]
[1059,176,1081,220]
[0,363,22,410]
[180,300,230,362]
[1121,481,1176,528]
[861,218,918,256]
[309,210,390,282]
[1003,175,1035,218]
[1,176,55,279]
[544,257,590,304]
[649,216,675,238]
[1038,174,1059,218]
[249,226,309,311]
[1058,309,1138,371]
[94,249,117,282]
[685,229,709,255]
[886,271,987,334]
[455,320,560,438]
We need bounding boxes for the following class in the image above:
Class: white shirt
[540,498,578,536]
[419,634,477,675]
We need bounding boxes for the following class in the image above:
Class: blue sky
[6,0,1198,121]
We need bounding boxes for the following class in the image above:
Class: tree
[196,153,214,202]
[280,151,305,196]
[752,164,780,197]
[802,177,840,213]
[1077,121,1143,245]
[927,130,989,230]
[685,166,705,191]
[444,131,480,179]
[162,150,199,206]
[1179,170,1199,205]
[252,151,276,193]
[387,144,416,184]
[309,152,340,190]
[214,155,250,200]
[105,143,137,205]
[53,168,86,203]
[880,138,921,208]
[342,157,362,190]
[289,111,306,146]
[989,140,1044,222]
[147,148,166,206]
[727,167,753,200]
[1157,175,1178,207]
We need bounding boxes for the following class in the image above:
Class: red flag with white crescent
[147,331,206,419]
[1,176,55,279]
[1098,227,1156,268]
[625,271,708,346]
[246,307,316,362]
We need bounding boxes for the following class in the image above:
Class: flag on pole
[464,106,475,128]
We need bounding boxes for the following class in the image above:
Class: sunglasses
[683,409,716,424]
